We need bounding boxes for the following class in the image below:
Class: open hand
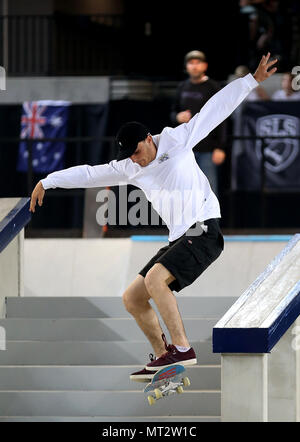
[29,181,45,213]
[253,52,277,83]
[176,110,192,124]
[212,148,226,165]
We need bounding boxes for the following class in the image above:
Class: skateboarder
[29,53,277,382]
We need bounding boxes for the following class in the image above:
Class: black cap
[115,121,150,161]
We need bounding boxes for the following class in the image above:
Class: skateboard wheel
[154,388,163,399]
[148,395,156,405]
[183,377,191,387]
[176,386,184,394]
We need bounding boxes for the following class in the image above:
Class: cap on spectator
[235,65,250,77]
[184,50,207,64]
[115,121,150,161]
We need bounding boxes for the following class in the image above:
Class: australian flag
[17,100,70,173]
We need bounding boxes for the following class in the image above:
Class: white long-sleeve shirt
[41,73,258,241]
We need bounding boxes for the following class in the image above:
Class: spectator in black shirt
[170,50,226,197]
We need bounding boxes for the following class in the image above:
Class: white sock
[175,345,191,352]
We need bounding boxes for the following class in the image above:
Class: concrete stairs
[0,296,235,422]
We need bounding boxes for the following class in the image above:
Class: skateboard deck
[143,363,191,405]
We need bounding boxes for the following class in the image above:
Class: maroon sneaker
[130,368,156,382]
[145,333,197,371]
[130,353,158,382]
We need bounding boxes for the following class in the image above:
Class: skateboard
[143,364,191,405]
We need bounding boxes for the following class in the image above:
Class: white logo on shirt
[158,153,169,163]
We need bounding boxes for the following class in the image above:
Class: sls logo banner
[231,101,300,190]
[255,114,299,173]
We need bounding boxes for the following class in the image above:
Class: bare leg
[144,263,190,347]
[122,275,166,357]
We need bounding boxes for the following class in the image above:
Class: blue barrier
[131,234,292,242]
[0,198,31,254]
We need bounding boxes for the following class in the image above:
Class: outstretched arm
[172,53,277,150]
[29,160,129,213]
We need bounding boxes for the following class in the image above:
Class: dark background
[1,0,299,235]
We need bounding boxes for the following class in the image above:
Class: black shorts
[138,218,224,293]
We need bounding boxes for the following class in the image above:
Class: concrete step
[0,340,219,365]
[0,318,217,341]
[0,365,220,391]
[0,391,220,417]
[0,416,220,422]
[2,295,225,421]
[5,296,235,319]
